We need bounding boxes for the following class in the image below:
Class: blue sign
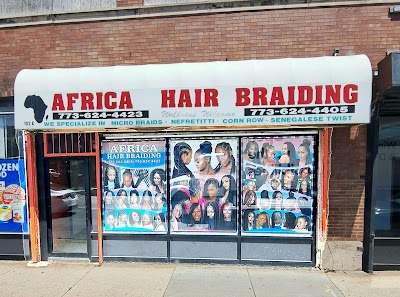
[0,159,28,233]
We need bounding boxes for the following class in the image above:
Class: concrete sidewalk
[0,261,399,297]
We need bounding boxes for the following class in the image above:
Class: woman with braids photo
[194,141,214,176]
[261,142,277,167]
[218,175,237,206]
[218,202,235,230]
[282,212,297,230]
[278,141,297,167]
[141,190,153,210]
[203,178,220,203]
[149,168,166,194]
[204,201,218,230]
[103,165,120,191]
[214,141,236,178]
[172,142,194,179]
[296,139,312,167]
[128,189,141,208]
[243,209,255,231]
[193,141,215,189]
[243,141,261,164]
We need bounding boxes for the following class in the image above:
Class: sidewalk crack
[61,265,96,297]
[163,264,177,297]
[325,273,346,297]
[0,265,18,277]
[246,268,256,297]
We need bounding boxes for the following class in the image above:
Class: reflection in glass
[373,117,400,236]
[50,159,87,254]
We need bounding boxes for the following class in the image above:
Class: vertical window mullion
[0,116,6,159]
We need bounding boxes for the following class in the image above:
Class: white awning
[14,55,372,130]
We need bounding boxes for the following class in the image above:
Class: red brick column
[327,125,366,240]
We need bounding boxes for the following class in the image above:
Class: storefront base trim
[0,235,30,259]
[94,257,169,263]
[0,255,27,261]
[372,238,400,268]
[89,256,313,267]
[373,265,400,271]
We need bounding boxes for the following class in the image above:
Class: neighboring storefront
[363,51,400,272]
[0,98,29,259]
[14,55,372,264]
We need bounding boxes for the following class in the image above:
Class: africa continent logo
[24,95,48,123]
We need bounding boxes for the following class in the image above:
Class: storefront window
[0,113,28,233]
[101,139,167,233]
[0,114,21,159]
[100,135,315,237]
[373,117,400,236]
[169,138,238,233]
[241,136,314,236]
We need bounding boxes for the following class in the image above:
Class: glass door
[372,117,400,237]
[48,158,93,256]
[367,117,400,270]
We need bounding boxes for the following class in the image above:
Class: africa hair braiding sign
[14,55,372,130]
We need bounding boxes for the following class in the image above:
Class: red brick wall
[328,125,367,240]
[1,4,398,97]
[117,0,142,7]
[0,3,396,240]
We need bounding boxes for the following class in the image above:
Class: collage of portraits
[101,136,314,237]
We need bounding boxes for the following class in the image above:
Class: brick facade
[329,125,367,240]
[0,3,397,241]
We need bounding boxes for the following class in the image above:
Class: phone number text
[53,110,149,120]
[244,105,355,116]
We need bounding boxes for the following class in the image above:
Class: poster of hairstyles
[241,136,314,236]
[101,140,167,233]
[169,138,238,233]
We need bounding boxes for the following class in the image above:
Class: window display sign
[241,136,314,236]
[15,55,372,130]
[0,159,28,233]
[169,138,238,233]
[101,140,167,233]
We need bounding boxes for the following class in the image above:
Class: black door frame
[362,106,379,273]
[43,156,94,258]
[363,104,400,272]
